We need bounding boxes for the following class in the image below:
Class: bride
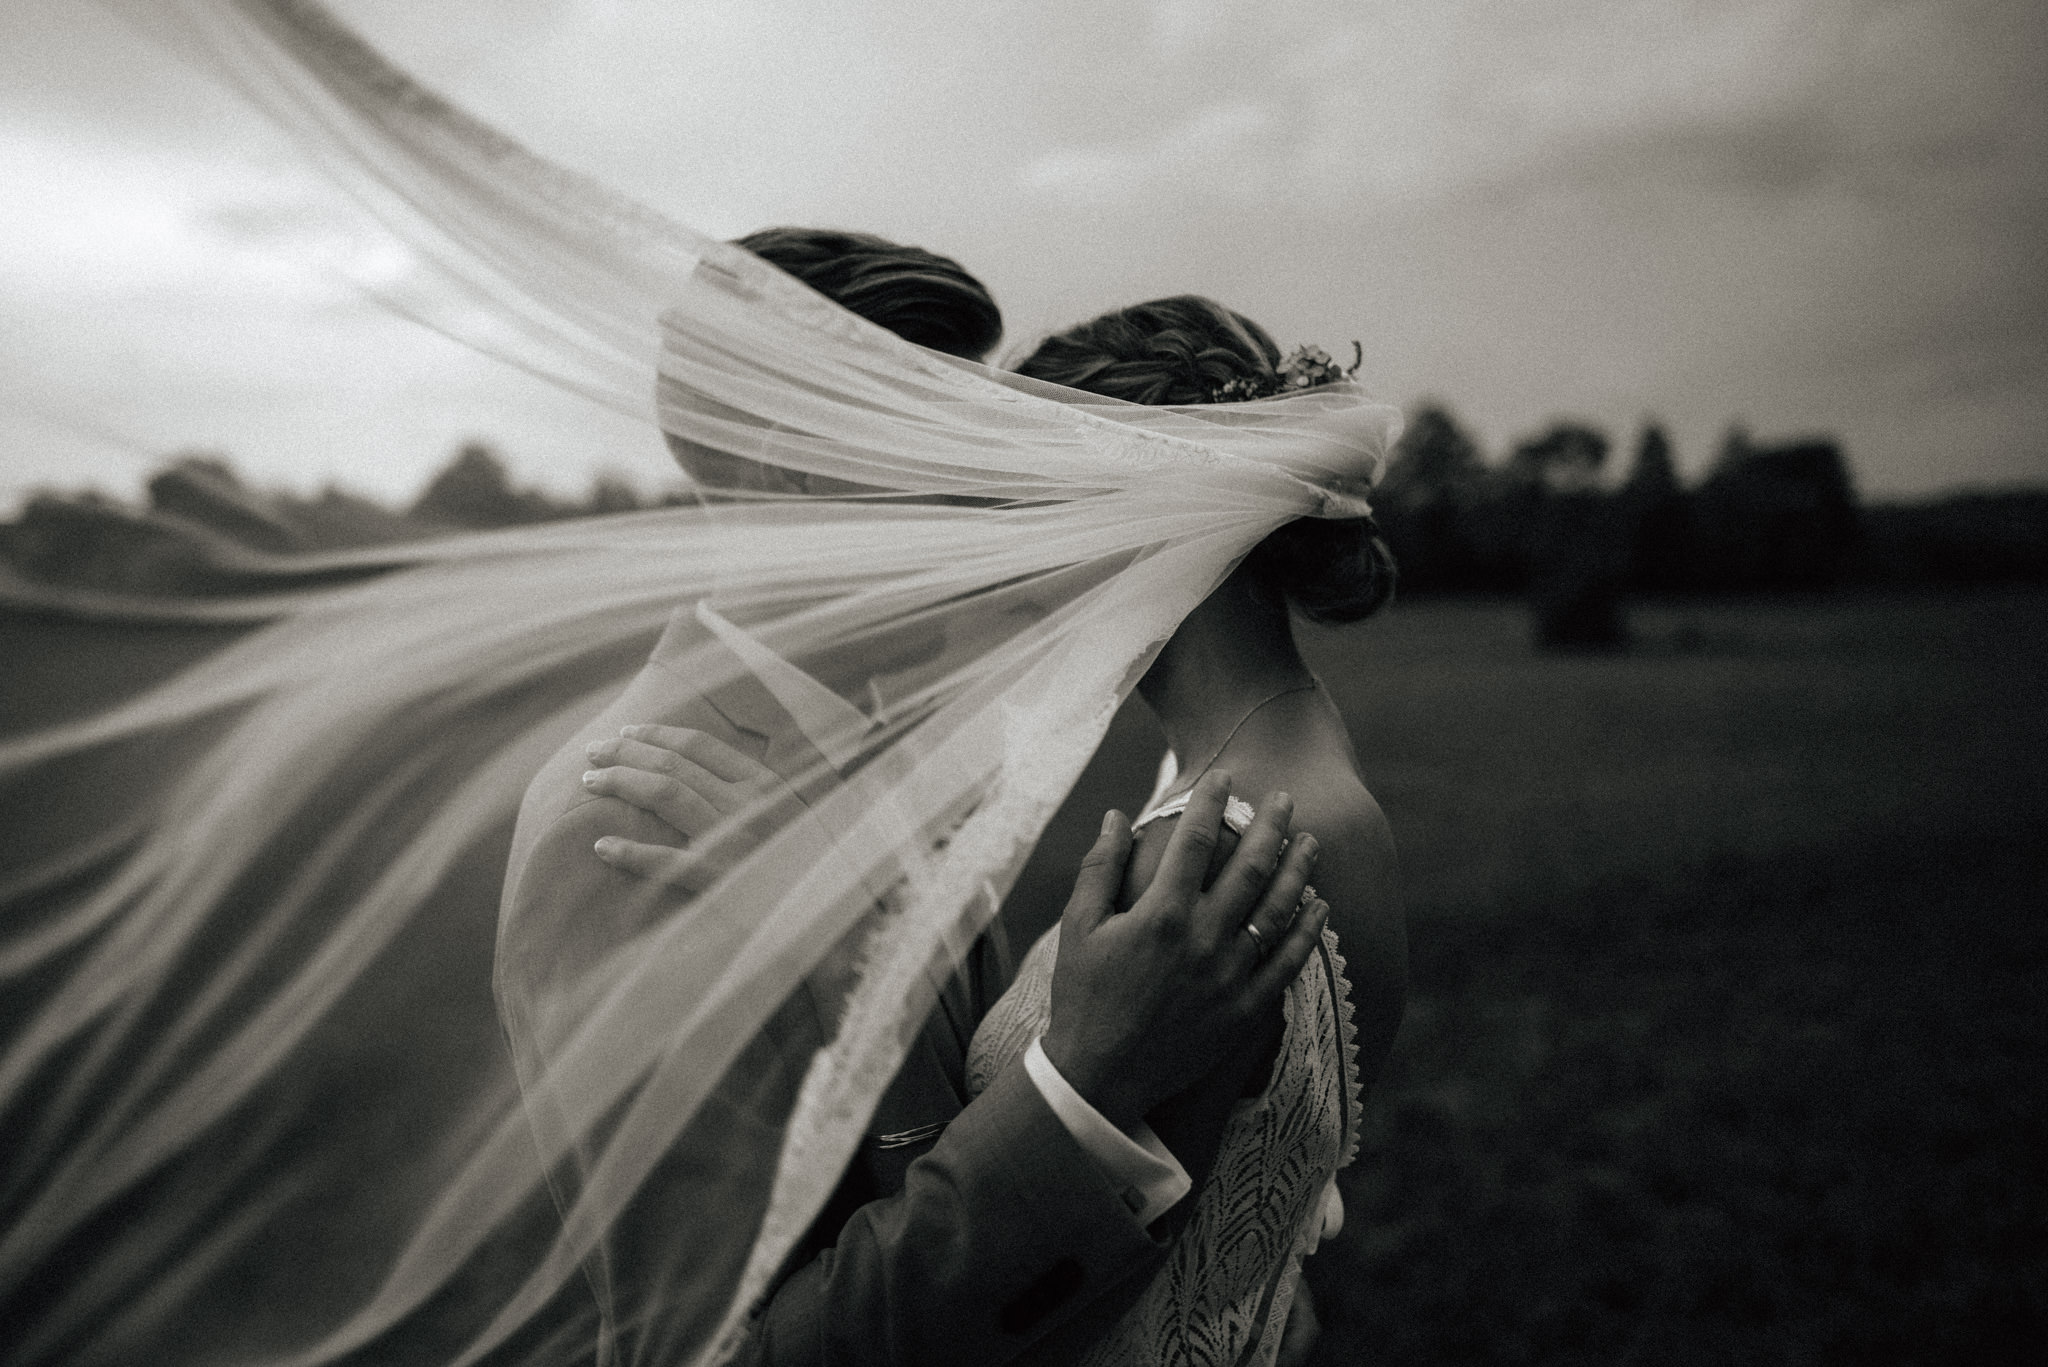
[0,4,1403,1365]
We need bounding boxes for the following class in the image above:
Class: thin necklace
[1173,678,1320,792]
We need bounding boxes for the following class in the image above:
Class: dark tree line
[1375,404,2048,646]
[410,442,652,528]
[1377,406,1868,603]
[3,427,2043,609]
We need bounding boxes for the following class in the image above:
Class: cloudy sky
[3,0,2044,509]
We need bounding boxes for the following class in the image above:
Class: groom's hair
[734,227,1002,361]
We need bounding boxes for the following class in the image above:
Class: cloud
[1018,100,1277,207]
[0,130,233,297]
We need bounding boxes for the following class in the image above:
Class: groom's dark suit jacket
[504,606,1168,1365]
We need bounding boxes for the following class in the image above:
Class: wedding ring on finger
[1241,920,1270,961]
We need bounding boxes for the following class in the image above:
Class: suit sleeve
[738,1056,1168,1367]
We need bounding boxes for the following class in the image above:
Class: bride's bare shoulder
[1292,774,1396,929]
[1291,771,1406,1076]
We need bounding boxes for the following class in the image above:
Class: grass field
[6,589,2044,1363]
[1303,592,2048,1364]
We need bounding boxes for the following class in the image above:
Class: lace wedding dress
[966,797,1364,1367]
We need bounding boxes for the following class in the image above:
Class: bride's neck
[1138,567,1313,766]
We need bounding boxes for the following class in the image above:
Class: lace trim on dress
[1319,934,1365,1173]
[963,916,1364,1367]
[1132,790,1258,837]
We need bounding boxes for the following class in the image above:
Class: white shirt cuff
[1023,1036,1192,1226]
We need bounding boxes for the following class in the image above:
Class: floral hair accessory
[1208,341,1363,404]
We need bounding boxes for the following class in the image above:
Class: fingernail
[1101,810,1118,835]
[593,837,615,856]
[581,770,600,787]
[584,741,606,760]
[1302,835,1320,863]
[1275,791,1293,810]
[620,725,643,738]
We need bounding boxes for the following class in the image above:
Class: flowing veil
[0,3,1398,1363]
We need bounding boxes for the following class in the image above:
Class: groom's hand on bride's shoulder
[577,724,804,892]
[1041,770,1328,1133]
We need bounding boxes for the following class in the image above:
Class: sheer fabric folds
[0,3,1398,1363]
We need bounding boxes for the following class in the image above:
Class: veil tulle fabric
[0,3,1398,1363]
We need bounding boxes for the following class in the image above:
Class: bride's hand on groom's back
[578,724,804,892]
[1041,770,1328,1134]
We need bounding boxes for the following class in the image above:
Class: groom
[503,228,1318,1365]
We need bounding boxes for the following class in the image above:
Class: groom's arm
[502,615,1182,1364]
[740,1057,1171,1367]
[511,783,1173,1365]
[514,786,1177,1364]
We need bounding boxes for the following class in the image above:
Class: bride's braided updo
[1017,295,1396,623]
